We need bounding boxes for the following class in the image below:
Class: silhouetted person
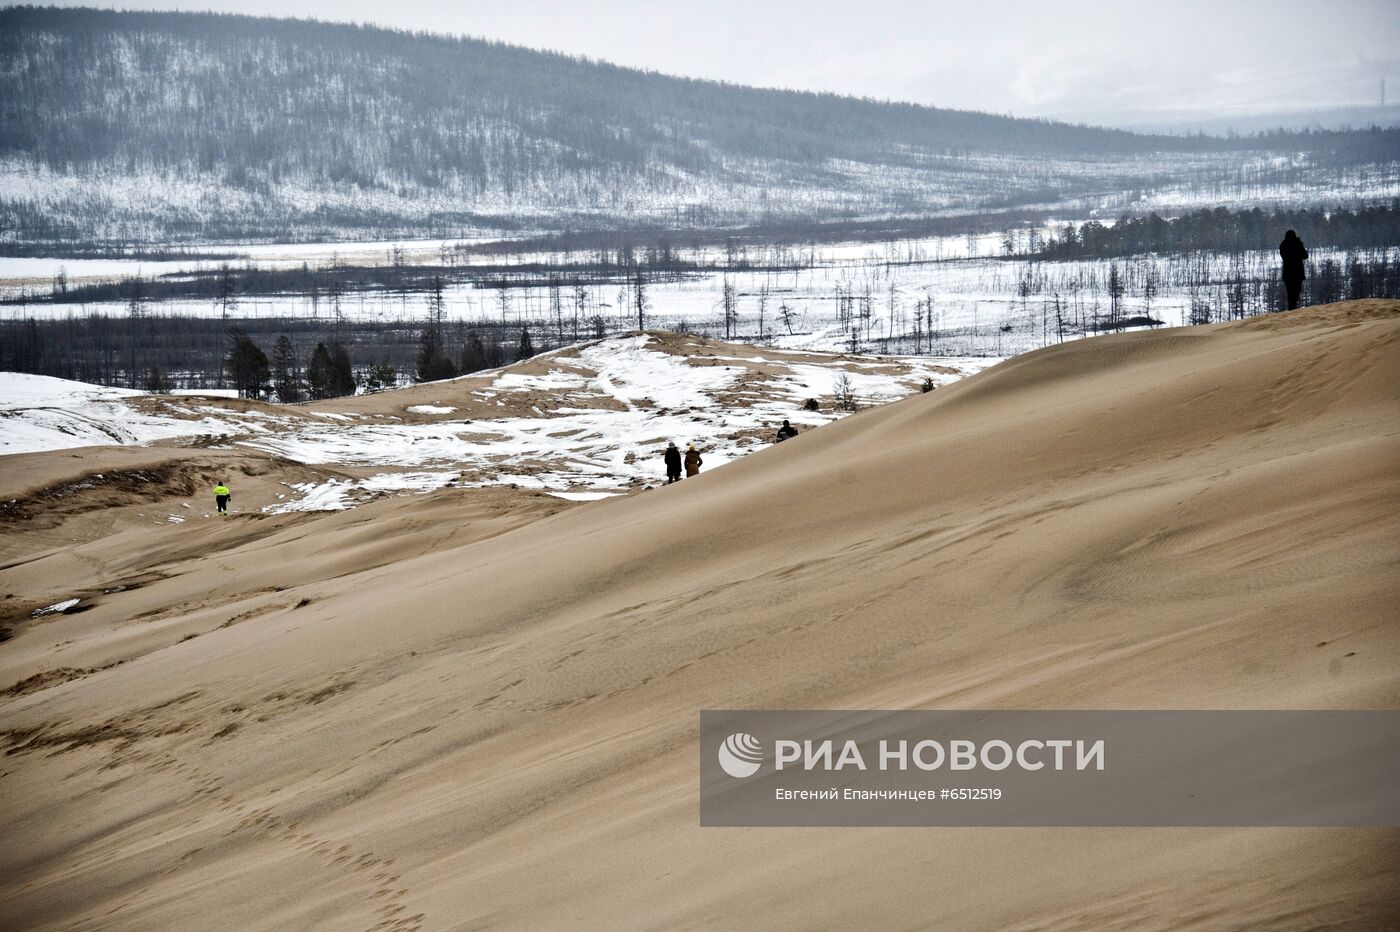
[775,420,798,442]
[1280,230,1308,311]
[663,442,682,484]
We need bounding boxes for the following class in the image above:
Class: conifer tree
[460,333,488,374]
[272,334,302,403]
[330,341,357,396]
[225,328,269,398]
[306,342,335,400]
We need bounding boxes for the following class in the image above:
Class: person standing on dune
[214,480,231,516]
[684,443,703,477]
[663,442,682,484]
[775,420,799,442]
[1280,229,1308,311]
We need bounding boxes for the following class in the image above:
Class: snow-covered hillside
[7,9,1395,246]
[0,333,995,510]
[0,374,250,453]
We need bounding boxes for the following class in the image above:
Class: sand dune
[2,333,986,502]
[2,301,1399,929]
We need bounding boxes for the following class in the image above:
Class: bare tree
[126,276,147,389]
[886,281,900,342]
[778,300,797,335]
[216,264,237,326]
[416,276,455,382]
[549,274,564,344]
[722,276,737,340]
[1107,262,1124,329]
[572,279,587,342]
[496,281,511,324]
[327,277,344,339]
[833,373,857,411]
[1142,263,1160,321]
[632,268,647,330]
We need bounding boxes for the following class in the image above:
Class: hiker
[775,419,799,442]
[663,442,682,484]
[1280,230,1308,311]
[214,480,231,515]
[684,443,703,477]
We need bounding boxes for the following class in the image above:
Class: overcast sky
[47,0,1400,123]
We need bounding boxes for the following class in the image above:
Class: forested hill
[2,6,1397,247]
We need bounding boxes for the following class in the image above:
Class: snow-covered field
[8,228,1390,360]
[0,236,514,285]
[0,229,1012,288]
[0,334,996,511]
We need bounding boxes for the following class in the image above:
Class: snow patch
[33,598,80,617]
[169,389,241,398]
[263,471,459,513]
[490,371,589,392]
[548,490,623,501]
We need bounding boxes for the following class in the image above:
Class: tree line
[9,250,694,309]
[1026,203,1400,259]
[0,310,544,400]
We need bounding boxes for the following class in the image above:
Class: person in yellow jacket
[684,444,703,478]
[214,481,231,516]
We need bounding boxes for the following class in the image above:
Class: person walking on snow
[663,442,682,484]
[1280,229,1308,311]
[214,480,232,516]
[775,419,799,442]
[684,443,703,478]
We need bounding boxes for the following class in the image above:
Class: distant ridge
[2,6,1396,244]
[1109,104,1400,136]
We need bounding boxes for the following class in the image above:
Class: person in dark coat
[684,443,703,477]
[663,442,682,484]
[775,419,799,442]
[1279,230,1308,311]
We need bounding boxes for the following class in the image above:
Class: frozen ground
[0,334,996,511]
[8,229,1388,359]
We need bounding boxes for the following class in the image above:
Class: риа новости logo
[718,732,763,778]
